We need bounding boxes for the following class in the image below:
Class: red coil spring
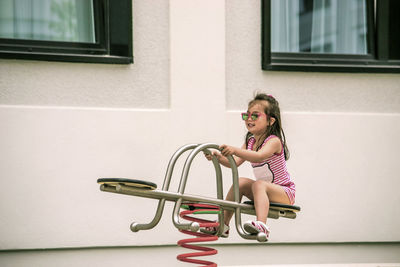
[177,203,220,267]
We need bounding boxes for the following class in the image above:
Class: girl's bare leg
[251,180,290,224]
[223,177,254,226]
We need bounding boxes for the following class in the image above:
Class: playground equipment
[97,143,301,266]
[177,203,220,266]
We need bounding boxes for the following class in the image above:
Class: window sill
[263,59,400,73]
[0,51,133,64]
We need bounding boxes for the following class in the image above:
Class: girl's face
[244,103,269,136]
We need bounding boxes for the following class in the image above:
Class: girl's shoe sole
[244,222,260,234]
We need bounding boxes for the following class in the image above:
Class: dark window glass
[0,0,95,43]
[262,0,400,73]
[0,0,133,64]
[388,0,400,60]
[271,0,368,54]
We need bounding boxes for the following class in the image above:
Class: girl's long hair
[245,93,290,160]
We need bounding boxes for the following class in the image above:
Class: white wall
[225,0,400,244]
[0,0,400,266]
[226,1,400,113]
[0,0,170,109]
[1,243,400,267]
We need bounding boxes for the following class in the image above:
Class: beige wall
[0,0,399,266]
[0,0,170,109]
[226,0,400,113]
[1,243,399,267]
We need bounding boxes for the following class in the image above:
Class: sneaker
[244,220,270,237]
[200,223,230,238]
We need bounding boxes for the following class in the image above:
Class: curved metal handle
[170,143,262,241]
[131,143,198,232]
[131,142,262,241]
[172,143,240,232]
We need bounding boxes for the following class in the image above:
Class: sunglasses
[241,112,267,121]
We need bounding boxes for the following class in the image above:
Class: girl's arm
[205,144,246,168]
[220,137,281,163]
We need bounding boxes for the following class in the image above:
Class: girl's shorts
[282,184,296,205]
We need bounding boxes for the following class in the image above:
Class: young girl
[203,93,295,240]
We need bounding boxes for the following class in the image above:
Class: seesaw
[98,143,300,266]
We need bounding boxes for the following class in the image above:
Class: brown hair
[245,93,290,160]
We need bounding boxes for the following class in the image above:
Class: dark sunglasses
[241,112,267,121]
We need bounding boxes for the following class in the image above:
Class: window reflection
[0,0,95,43]
[271,0,368,55]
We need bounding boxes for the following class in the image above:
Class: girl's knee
[238,177,253,187]
[238,177,254,195]
[252,180,268,191]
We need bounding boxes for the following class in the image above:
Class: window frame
[0,0,133,64]
[261,0,400,73]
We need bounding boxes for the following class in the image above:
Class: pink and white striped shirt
[247,135,296,204]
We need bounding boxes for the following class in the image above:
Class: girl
[203,93,295,240]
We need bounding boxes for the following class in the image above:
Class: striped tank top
[247,135,296,204]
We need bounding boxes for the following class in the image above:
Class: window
[0,0,132,64]
[262,0,400,73]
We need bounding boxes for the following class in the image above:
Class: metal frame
[0,0,133,64]
[261,0,400,73]
[100,143,299,242]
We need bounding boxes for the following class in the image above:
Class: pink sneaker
[244,220,270,237]
[200,223,230,238]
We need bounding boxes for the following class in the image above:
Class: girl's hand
[219,144,236,157]
[204,151,221,161]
